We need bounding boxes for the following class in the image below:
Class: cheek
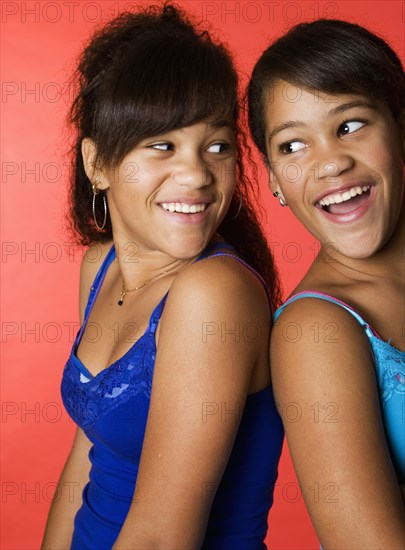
[271,163,305,201]
[367,127,404,174]
[364,147,403,193]
[223,159,237,192]
[122,162,142,187]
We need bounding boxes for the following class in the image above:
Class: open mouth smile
[161,202,207,214]
[316,185,371,216]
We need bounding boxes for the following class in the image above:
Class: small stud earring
[273,191,288,207]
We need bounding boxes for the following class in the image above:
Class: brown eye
[207,142,230,154]
[338,120,365,136]
[279,140,305,154]
[150,142,173,151]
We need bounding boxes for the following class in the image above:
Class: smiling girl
[41,4,284,549]
[248,19,405,548]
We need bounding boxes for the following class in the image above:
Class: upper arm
[270,299,405,548]
[61,427,92,507]
[63,426,92,486]
[70,425,93,460]
[114,257,270,548]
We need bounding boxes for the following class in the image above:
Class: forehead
[263,80,377,127]
[163,119,236,137]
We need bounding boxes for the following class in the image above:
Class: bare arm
[41,427,92,549]
[271,299,405,549]
[112,256,269,549]
[41,243,109,548]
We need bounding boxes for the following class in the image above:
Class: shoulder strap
[148,291,169,334]
[273,291,379,338]
[82,244,116,324]
[196,242,235,260]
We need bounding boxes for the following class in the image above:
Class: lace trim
[61,335,155,430]
[370,336,405,402]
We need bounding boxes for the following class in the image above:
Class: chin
[329,238,382,260]
[166,238,210,261]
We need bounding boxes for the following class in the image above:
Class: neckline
[72,241,237,380]
[71,294,167,381]
[71,243,167,380]
[367,333,405,355]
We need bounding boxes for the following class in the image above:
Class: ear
[264,157,281,196]
[81,138,110,190]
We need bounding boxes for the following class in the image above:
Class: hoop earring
[273,191,288,208]
[231,196,242,220]
[92,181,107,230]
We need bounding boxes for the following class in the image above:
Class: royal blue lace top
[274,291,405,482]
[61,243,284,549]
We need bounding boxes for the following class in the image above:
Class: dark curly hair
[248,19,405,158]
[65,2,281,310]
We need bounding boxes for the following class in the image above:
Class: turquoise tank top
[274,291,405,482]
[61,242,284,549]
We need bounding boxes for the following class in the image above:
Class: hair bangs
[267,31,394,102]
[95,33,237,167]
[249,19,405,156]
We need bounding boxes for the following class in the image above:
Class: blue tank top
[274,291,405,483]
[61,243,284,549]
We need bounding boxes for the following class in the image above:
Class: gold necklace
[117,261,184,306]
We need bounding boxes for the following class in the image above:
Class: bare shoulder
[156,251,271,376]
[79,240,114,322]
[168,251,270,323]
[270,295,379,412]
[272,295,371,350]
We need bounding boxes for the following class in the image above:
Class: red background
[1,1,404,548]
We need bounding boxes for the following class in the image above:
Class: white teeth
[318,186,370,206]
[161,202,207,214]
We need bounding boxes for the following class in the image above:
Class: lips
[316,185,371,216]
[314,183,375,223]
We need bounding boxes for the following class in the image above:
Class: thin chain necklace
[117,261,183,306]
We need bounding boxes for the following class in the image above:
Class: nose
[172,155,213,188]
[313,141,354,182]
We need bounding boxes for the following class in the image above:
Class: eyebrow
[327,100,378,118]
[267,100,378,143]
[210,119,236,131]
[267,120,305,142]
